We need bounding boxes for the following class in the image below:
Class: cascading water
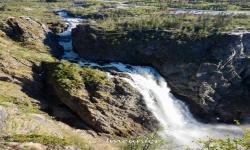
[57,10,81,61]
[55,10,244,149]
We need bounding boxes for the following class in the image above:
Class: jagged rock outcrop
[47,21,68,33]
[43,61,158,136]
[0,15,65,57]
[0,16,48,43]
[72,24,250,123]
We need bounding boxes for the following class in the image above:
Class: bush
[0,5,7,11]
[197,129,250,150]
[52,61,110,92]
[52,61,83,91]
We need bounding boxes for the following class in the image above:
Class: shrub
[52,61,83,91]
[197,129,250,150]
[0,5,7,11]
[52,61,110,92]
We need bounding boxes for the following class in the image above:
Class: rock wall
[72,24,250,123]
[43,61,158,137]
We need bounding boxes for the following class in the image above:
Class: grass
[0,0,71,52]
[95,13,250,37]
[52,61,84,91]
[66,0,250,41]
[0,80,89,149]
[0,1,93,149]
[197,129,250,150]
[1,0,248,42]
[127,0,250,11]
[0,0,72,23]
[51,61,111,93]
[2,134,71,146]
[0,95,40,114]
[0,35,54,64]
[0,81,41,114]
[120,132,165,150]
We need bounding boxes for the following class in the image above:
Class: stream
[56,10,245,149]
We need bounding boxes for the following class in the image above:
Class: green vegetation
[81,67,111,85]
[127,0,250,11]
[197,129,250,150]
[0,35,54,64]
[0,95,40,113]
[52,61,83,90]
[0,0,71,23]
[2,134,71,146]
[1,0,248,41]
[52,61,110,92]
[67,0,250,41]
[0,1,249,150]
[121,132,165,150]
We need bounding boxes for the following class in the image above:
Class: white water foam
[97,63,243,149]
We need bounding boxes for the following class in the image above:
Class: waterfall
[55,10,244,149]
[99,63,243,148]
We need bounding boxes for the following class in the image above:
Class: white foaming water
[56,10,82,60]
[99,63,243,148]
[56,10,245,149]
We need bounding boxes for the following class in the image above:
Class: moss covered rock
[43,61,158,137]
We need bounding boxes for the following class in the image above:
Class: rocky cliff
[72,24,250,123]
[43,61,158,137]
[0,15,124,149]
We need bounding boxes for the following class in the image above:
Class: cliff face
[43,61,158,137]
[72,24,250,123]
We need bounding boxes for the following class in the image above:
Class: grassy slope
[0,0,69,22]
[0,30,91,149]
[0,1,118,149]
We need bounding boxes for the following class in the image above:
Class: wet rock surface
[72,24,250,123]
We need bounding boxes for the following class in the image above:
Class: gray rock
[0,16,48,42]
[0,73,14,82]
[43,62,158,137]
[0,106,7,130]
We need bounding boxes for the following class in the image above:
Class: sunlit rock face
[43,61,158,137]
[0,16,48,42]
